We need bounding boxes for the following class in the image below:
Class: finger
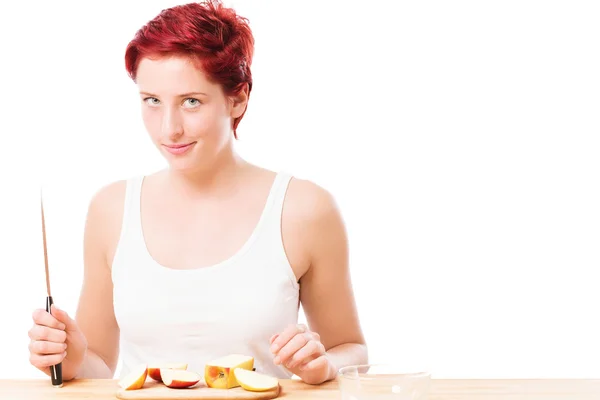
[274,332,310,366]
[29,352,67,369]
[286,339,325,369]
[50,305,77,331]
[299,354,329,371]
[29,340,68,355]
[32,309,66,331]
[270,323,307,354]
[269,334,279,345]
[28,324,67,343]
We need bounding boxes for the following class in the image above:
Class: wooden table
[1,378,599,399]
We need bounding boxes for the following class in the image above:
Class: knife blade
[41,192,63,388]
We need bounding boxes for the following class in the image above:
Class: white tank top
[111,172,300,380]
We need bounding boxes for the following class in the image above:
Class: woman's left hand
[269,324,335,385]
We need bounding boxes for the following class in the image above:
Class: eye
[183,98,201,108]
[143,97,160,106]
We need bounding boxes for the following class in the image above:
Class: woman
[27,0,367,386]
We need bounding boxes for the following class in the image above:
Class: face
[134,55,248,172]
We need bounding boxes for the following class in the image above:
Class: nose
[161,107,184,139]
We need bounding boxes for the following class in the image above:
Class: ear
[229,84,249,119]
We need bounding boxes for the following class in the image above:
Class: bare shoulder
[285,177,341,223]
[282,176,346,278]
[85,179,128,268]
[88,180,127,212]
[87,179,127,223]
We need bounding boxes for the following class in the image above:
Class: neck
[166,143,250,197]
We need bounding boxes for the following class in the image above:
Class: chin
[165,155,214,174]
[166,159,202,173]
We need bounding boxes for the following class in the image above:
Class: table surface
[1,378,600,399]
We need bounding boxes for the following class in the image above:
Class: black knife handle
[46,296,64,388]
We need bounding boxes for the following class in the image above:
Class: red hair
[124,0,254,139]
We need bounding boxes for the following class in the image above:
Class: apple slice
[118,364,148,390]
[161,369,201,389]
[204,354,254,389]
[233,368,279,392]
[148,363,188,382]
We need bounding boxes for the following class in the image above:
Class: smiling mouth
[163,142,196,155]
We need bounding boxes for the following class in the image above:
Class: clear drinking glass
[338,364,431,400]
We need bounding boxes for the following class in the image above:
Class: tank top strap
[112,175,145,278]
[252,171,299,289]
[120,175,144,239]
[265,171,293,227]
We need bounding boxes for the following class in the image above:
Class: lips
[164,142,195,149]
[162,141,196,155]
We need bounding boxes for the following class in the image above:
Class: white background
[1,0,599,380]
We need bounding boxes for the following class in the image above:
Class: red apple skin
[160,369,201,389]
[148,368,162,382]
[207,366,219,379]
[148,363,188,382]
[165,379,199,389]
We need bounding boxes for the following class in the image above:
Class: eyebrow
[139,91,208,97]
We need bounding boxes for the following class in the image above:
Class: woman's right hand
[28,304,88,381]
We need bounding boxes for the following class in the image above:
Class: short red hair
[124,0,255,138]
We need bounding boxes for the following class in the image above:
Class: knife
[41,192,63,388]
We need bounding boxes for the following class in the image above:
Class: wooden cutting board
[116,380,280,400]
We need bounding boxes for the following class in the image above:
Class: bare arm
[73,181,125,378]
[299,183,368,378]
[271,180,368,384]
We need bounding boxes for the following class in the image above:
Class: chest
[141,199,260,269]
[137,191,308,281]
